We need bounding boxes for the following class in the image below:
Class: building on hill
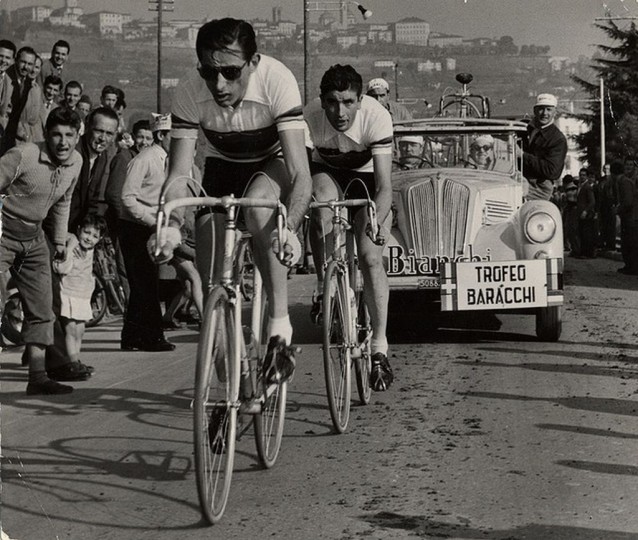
[394,17,430,47]
[49,0,84,28]
[428,32,463,48]
[83,12,125,36]
[13,5,52,26]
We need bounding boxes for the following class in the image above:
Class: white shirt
[303,95,393,173]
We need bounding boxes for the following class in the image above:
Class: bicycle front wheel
[254,289,287,468]
[86,275,107,328]
[322,261,352,433]
[194,286,237,524]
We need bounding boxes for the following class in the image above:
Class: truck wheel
[536,306,561,342]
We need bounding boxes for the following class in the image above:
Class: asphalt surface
[2,255,638,540]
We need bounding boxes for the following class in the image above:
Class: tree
[573,21,638,169]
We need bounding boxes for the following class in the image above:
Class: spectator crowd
[0,38,200,395]
[552,159,638,274]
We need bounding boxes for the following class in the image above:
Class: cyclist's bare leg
[309,172,340,283]
[242,163,292,324]
[195,212,226,297]
[354,209,391,350]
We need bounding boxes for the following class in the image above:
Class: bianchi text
[387,245,491,277]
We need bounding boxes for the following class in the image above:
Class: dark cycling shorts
[198,155,281,217]
[310,162,376,202]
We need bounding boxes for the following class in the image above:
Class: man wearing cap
[397,135,426,169]
[522,93,567,200]
[467,134,495,170]
[366,77,412,124]
[117,113,176,352]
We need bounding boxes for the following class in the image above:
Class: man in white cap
[467,134,495,170]
[397,135,426,169]
[118,112,176,352]
[522,93,567,200]
[366,77,412,124]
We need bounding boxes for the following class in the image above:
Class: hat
[535,93,557,107]
[150,112,171,132]
[367,78,389,93]
[471,134,494,147]
[399,135,424,145]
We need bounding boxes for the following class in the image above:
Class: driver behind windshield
[467,134,495,170]
[398,135,425,169]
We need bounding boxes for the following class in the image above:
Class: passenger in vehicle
[397,135,426,169]
[467,134,495,170]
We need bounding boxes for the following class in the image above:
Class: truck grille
[406,179,470,258]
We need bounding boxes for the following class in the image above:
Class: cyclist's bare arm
[165,137,198,227]
[372,152,393,225]
[279,128,312,232]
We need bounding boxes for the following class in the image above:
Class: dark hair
[78,94,92,106]
[16,46,37,60]
[0,40,16,56]
[45,106,82,133]
[43,75,63,89]
[196,18,257,62]
[320,64,363,97]
[610,160,624,175]
[86,106,119,128]
[101,85,119,98]
[52,39,70,54]
[579,167,590,176]
[78,213,106,236]
[65,80,82,93]
[132,119,151,134]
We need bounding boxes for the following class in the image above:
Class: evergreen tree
[573,21,638,169]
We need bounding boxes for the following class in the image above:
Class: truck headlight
[525,212,556,243]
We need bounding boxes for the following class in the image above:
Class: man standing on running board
[304,64,394,391]
[152,18,312,382]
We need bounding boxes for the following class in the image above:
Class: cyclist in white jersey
[304,64,394,391]
[152,18,312,381]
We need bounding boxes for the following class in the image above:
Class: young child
[53,214,106,364]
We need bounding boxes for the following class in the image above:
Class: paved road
[2,256,638,540]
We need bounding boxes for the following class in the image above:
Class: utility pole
[149,0,174,113]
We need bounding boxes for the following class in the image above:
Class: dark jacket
[576,180,596,220]
[67,135,115,231]
[522,121,567,183]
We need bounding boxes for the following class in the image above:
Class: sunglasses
[197,60,248,82]
[471,144,493,152]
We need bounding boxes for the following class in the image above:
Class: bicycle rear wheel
[194,286,237,524]
[254,290,287,468]
[354,296,372,405]
[322,260,352,433]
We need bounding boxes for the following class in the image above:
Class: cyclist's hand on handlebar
[366,222,387,246]
[147,226,182,264]
[270,227,302,267]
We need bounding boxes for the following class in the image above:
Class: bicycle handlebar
[155,195,288,262]
[309,198,379,243]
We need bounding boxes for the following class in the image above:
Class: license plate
[417,277,440,288]
[441,260,548,311]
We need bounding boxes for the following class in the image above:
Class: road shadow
[360,512,637,539]
[536,423,638,441]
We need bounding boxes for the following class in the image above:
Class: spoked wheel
[1,286,24,346]
[86,275,107,328]
[194,287,237,524]
[354,294,372,405]
[235,239,255,302]
[254,291,287,468]
[322,261,352,433]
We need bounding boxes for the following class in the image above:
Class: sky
[8,0,637,59]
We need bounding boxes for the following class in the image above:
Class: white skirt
[59,293,93,322]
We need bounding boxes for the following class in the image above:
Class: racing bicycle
[155,194,289,524]
[310,196,378,433]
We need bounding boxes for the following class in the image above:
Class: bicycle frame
[157,195,287,402]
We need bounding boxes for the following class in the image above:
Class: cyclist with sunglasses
[152,18,312,381]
